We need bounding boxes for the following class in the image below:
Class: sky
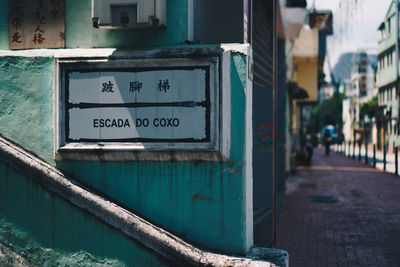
[307,0,393,80]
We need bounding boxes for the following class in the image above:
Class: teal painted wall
[0,0,188,50]
[0,53,250,254]
[56,53,249,253]
[0,161,173,266]
[0,0,251,256]
[65,0,189,49]
[0,57,54,163]
[0,0,7,49]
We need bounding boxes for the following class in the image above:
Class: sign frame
[54,56,221,160]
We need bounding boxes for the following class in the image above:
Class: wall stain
[191,193,214,201]
[222,161,242,175]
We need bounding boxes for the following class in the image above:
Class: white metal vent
[92,0,167,28]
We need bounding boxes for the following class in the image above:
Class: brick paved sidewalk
[277,148,400,267]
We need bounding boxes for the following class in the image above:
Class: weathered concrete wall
[0,161,173,266]
[0,51,251,254]
[0,57,54,163]
[0,0,253,255]
[57,52,250,254]
[0,134,288,266]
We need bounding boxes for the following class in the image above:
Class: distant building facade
[377,0,399,150]
[342,52,377,145]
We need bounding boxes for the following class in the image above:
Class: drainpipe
[272,0,278,248]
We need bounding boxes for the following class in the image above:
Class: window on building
[387,88,389,101]
[392,49,395,64]
[379,56,381,70]
[387,52,389,66]
[385,54,387,68]
[388,18,391,34]
[393,49,395,65]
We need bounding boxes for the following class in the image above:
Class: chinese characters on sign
[129,81,142,92]
[9,0,65,49]
[67,68,209,142]
[157,79,170,92]
[102,81,115,93]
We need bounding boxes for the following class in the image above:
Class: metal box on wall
[92,0,167,28]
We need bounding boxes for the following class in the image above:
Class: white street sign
[66,67,209,142]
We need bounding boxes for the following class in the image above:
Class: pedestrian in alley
[323,130,332,156]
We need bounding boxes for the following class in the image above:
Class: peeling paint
[223,161,243,175]
[221,44,251,56]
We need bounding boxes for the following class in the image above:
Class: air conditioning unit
[92,0,167,28]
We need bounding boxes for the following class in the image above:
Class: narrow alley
[278,148,400,266]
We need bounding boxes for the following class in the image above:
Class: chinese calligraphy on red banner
[9,0,65,49]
